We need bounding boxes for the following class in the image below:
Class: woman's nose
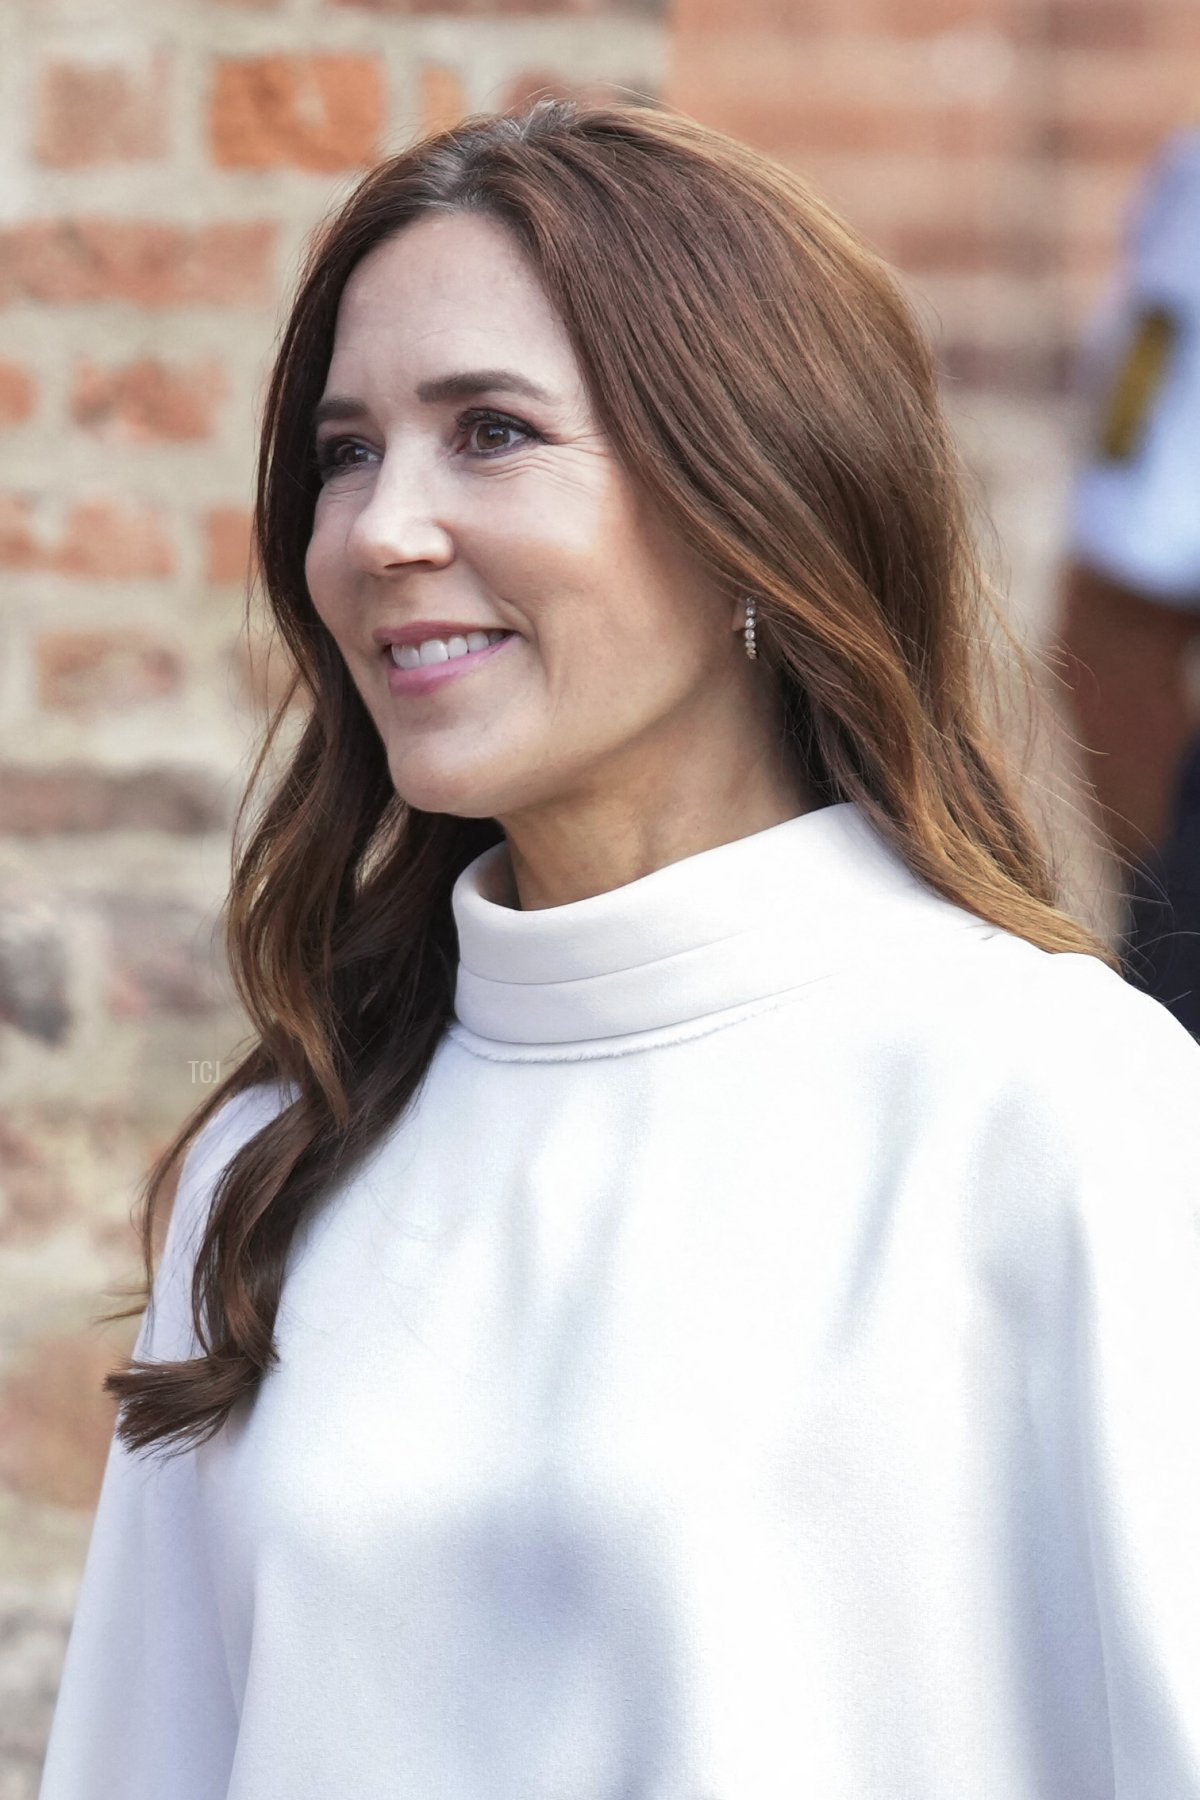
[345,460,454,576]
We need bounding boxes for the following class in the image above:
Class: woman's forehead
[336,215,561,345]
[325,215,585,408]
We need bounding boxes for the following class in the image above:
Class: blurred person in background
[1058,120,1200,1036]
[38,102,1200,1800]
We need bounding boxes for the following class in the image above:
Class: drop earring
[743,596,758,660]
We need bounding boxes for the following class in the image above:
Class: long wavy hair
[104,99,1110,1458]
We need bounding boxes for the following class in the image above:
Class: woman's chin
[387,758,512,822]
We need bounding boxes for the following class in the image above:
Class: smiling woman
[301,207,818,852]
[39,102,1200,1800]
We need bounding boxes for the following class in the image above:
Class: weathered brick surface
[0,1588,77,1796]
[0,766,230,835]
[68,497,181,575]
[0,1333,123,1511]
[0,891,71,1046]
[671,7,1198,375]
[0,496,176,579]
[36,630,183,712]
[0,495,39,567]
[0,1121,69,1244]
[1041,1,1147,51]
[419,63,471,135]
[34,52,172,168]
[210,54,386,170]
[0,221,277,308]
[0,7,652,1789]
[96,894,227,1019]
[70,359,226,443]
[204,505,256,585]
[0,364,37,426]
[331,0,637,12]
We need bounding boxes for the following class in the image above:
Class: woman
[39,102,1200,1799]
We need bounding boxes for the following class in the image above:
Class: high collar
[450,801,995,1049]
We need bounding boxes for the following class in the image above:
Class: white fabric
[1069,127,1200,607]
[39,801,1200,1799]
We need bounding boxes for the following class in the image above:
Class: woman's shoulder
[140,1078,298,1363]
[183,1078,296,1185]
[805,928,1200,1182]
[879,935,1200,1220]
[931,936,1198,1099]
[165,1079,297,1259]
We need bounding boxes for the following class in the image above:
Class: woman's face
[305,210,752,826]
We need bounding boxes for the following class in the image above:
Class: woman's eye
[314,438,376,481]
[459,410,537,457]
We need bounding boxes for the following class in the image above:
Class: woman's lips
[382,631,517,697]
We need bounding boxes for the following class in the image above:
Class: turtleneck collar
[450,801,997,1051]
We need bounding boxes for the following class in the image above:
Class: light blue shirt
[1070,128,1200,609]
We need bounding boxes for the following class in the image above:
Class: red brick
[96,894,223,1017]
[55,498,174,578]
[0,1121,68,1244]
[1053,49,1194,139]
[1038,115,1172,164]
[419,63,469,135]
[0,765,229,835]
[938,338,1068,395]
[675,0,992,32]
[0,1331,123,1510]
[0,493,176,576]
[0,495,40,567]
[781,146,1028,247]
[0,1107,162,1248]
[0,362,36,425]
[1054,161,1146,261]
[0,492,174,578]
[891,220,1045,276]
[210,54,385,171]
[0,221,276,308]
[332,0,608,12]
[1037,0,1147,51]
[34,52,171,168]
[71,357,226,443]
[671,33,1020,160]
[204,505,255,584]
[1157,5,1200,52]
[37,629,183,712]
[776,98,1013,158]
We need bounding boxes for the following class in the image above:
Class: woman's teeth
[390,629,510,670]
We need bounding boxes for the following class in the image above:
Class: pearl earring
[743,596,758,660]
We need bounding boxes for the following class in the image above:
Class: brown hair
[104,99,1109,1458]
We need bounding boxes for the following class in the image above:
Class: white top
[1069,127,1200,608]
[39,801,1200,1799]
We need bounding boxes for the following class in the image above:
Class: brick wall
[674,0,1199,389]
[2,0,1195,1785]
[668,0,1198,933]
[0,2,664,1783]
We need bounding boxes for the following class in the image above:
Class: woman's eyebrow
[415,369,554,405]
[311,396,366,431]
[311,371,554,436]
